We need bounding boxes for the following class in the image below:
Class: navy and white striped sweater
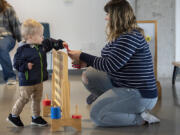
[80,30,157,98]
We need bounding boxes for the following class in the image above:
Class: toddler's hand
[63,42,70,51]
[28,62,34,70]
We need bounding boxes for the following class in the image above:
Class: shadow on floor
[172,84,180,107]
[0,72,5,84]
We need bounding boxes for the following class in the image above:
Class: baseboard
[0,69,85,74]
[47,69,84,76]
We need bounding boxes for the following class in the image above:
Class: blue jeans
[0,36,16,81]
[82,67,158,126]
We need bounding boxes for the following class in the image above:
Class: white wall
[136,0,175,78]
[175,0,180,61]
[127,0,136,13]
[5,0,136,69]
[7,0,109,69]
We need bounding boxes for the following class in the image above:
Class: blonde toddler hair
[21,19,43,40]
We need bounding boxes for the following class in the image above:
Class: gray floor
[0,73,180,135]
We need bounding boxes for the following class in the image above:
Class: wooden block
[42,106,51,117]
[51,118,81,132]
[157,81,162,100]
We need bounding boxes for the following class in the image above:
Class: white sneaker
[141,112,160,124]
[6,79,16,85]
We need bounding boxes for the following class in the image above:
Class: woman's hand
[79,61,87,68]
[72,60,87,69]
[27,62,34,70]
[68,50,87,69]
[68,50,82,62]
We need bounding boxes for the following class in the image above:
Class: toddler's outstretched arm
[42,38,68,52]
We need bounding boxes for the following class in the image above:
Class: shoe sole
[6,82,16,85]
[6,118,19,127]
[31,122,48,127]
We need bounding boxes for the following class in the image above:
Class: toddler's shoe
[6,114,24,127]
[6,78,16,85]
[31,116,48,126]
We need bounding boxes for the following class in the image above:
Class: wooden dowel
[46,94,48,100]
[75,105,78,115]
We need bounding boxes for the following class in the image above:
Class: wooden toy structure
[42,94,51,116]
[43,50,81,132]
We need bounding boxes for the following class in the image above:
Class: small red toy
[72,64,81,69]
[42,94,51,106]
[72,114,82,119]
[72,105,82,119]
[42,100,51,106]
[64,45,70,52]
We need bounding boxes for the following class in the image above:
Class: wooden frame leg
[157,81,161,99]
[42,106,51,117]
[172,66,178,85]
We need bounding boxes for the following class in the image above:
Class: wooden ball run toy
[42,50,81,132]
